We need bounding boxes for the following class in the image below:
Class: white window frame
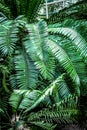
[45,0,79,19]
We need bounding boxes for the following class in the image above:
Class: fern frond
[0,14,7,23]
[1,0,44,22]
[48,27,87,60]
[9,90,41,112]
[29,109,78,124]
[47,39,80,95]
[25,0,44,22]
[57,79,70,99]
[0,20,18,56]
[10,75,64,112]
[0,108,4,114]
[29,121,56,130]
[48,22,87,85]
[28,96,78,125]
[24,20,55,80]
[20,75,64,112]
[0,2,11,18]
[14,50,38,89]
[9,91,23,112]
[0,89,9,117]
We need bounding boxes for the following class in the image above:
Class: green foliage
[47,39,80,95]
[48,27,87,60]
[48,18,87,91]
[0,0,44,22]
[0,0,87,129]
[26,95,78,129]
[9,75,64,112]
[25,20,55,80]
[1,18,87,129]
[0,2,11,18]
[14,52,38,89]
[29,122,56,130]
[0,17,18,56]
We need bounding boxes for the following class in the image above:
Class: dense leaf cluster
[0,0,87,130]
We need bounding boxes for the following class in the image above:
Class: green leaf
[48,27,87,60]
[10,75,64,113]
[20,74,64,112]
[47,39,80,95]
[0,20,18,55]
[24,20,55,80]
[30,121,56,130]
[25,0,44,22]
[14,50,38,89]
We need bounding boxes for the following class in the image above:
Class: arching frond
[48,27,87,60]
[0,20,18,55]
[28,109,78,124]
[9,90,23,112]
[25,0,44,22]
[10,75,65,112]
[14,50,38,89]
[27,95,78,128]
[1,0,87,130]
[47,39,80,95]
[57,79,70,99]
[48,19,87,86]
[1,0,44,22]
[0,2,11,18]
[29,121,56,130]
[0,14,7,23]
[0,89,9,117]
[20,75,64,112]
[9,90,40,112]
[24,20,55,80]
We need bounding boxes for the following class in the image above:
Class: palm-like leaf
[0,89,9,118]
[29,121,56,130]
[48,19,87,86]
[14,50,38,89]
[24,20,55,80]
[48,27,87,60]
[1,0,44,22]
[57,79,70,99]
[0,2,11,18]
[22,75,64,112]
[28,95,78,128]
[10,74,65,112]
[29,109,78,124]
[47,39,80,95]
[25,0,44,22]
[1,1,87,130]
[0,20,18,55]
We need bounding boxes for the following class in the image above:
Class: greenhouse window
[40,0,81,19]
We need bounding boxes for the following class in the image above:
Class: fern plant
[0,0,87,130]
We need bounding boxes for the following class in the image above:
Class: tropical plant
[0,0,87,130]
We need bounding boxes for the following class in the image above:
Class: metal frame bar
[45,0,49,19]
[45,0,79,19]
[44,0,66,6]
